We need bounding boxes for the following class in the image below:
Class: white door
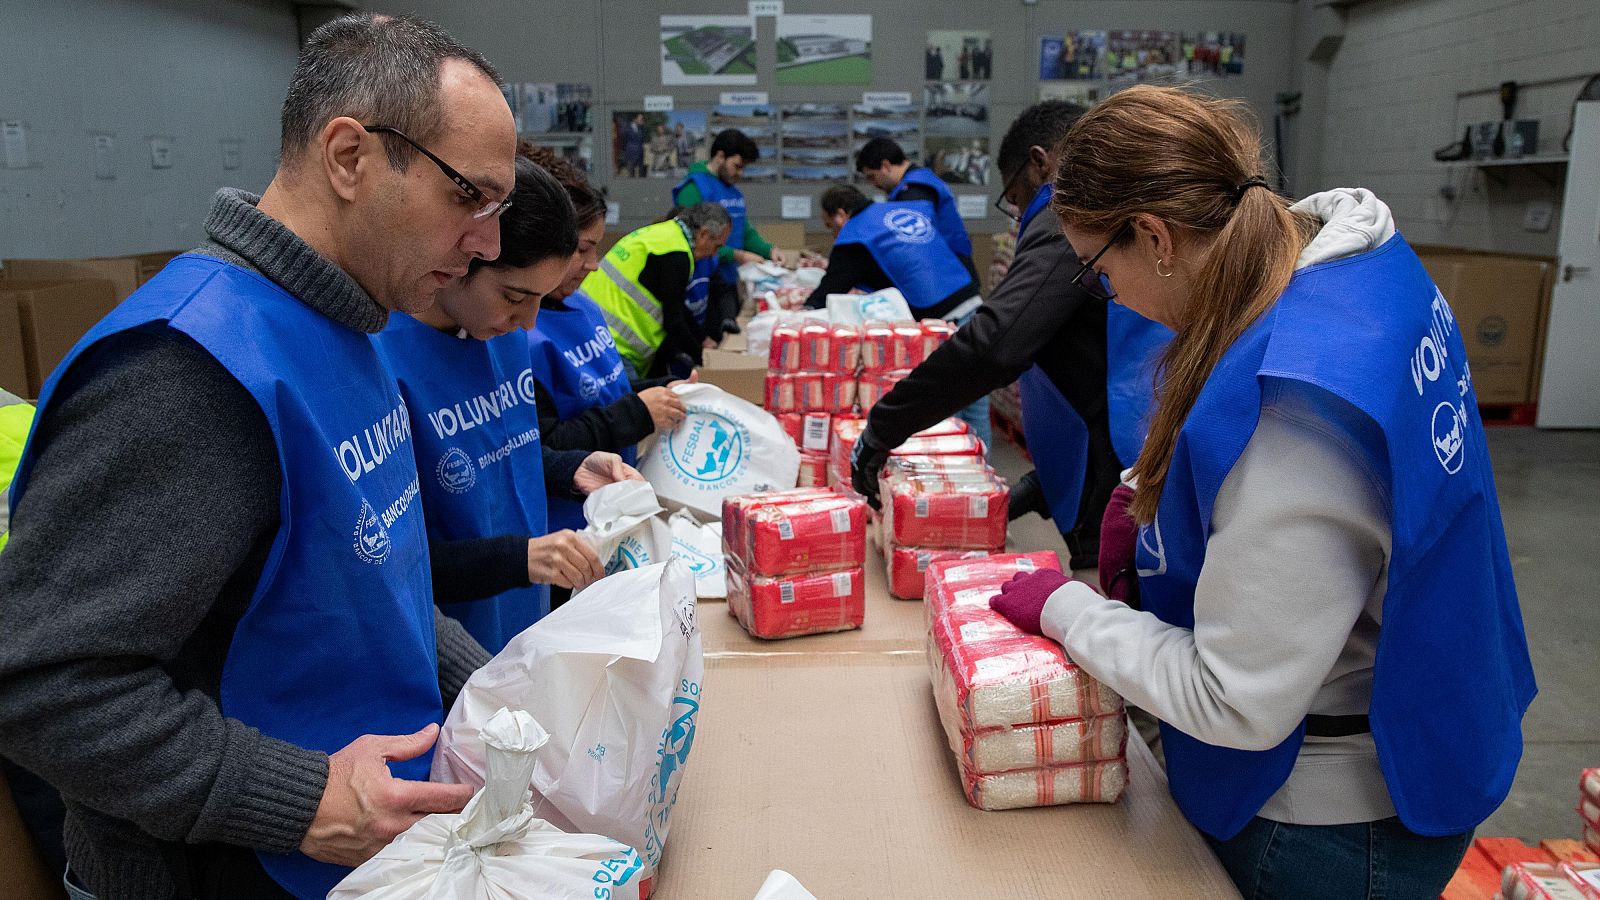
[1537,102,1600,428]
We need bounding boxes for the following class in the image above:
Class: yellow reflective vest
[0,393,36,552]
[580,219,693,373]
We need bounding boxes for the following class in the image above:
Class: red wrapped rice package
[764,372,801,413]
[893,432,987,458]
[885,544,986,600]
[914,417,969,438]
[960,760,1129,811]
[891,322,927,369]
[798,322,861,372]
[737,493,868,577]
[919,318,958,358]
[883,473,1009,549]
[796,451,830,487]
[721,488,837,564]
[768,322,802,370]
[858,320,898,372]
[726,561,865,639]
[777,413,806,447]
[857,369,912,413]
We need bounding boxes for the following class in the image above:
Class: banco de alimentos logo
[436,447,476,494]
[665,410,745,487]
[884,207,936,244]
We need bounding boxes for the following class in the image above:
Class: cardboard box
[1,279,119,398]
[696,347,767,406]
[1416,248,1554,405]
[756,221,807,253]
[2,251,178,302]
[0,294,30,398]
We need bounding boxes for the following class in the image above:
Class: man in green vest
[0,389,34,553]
[582,202,732,378]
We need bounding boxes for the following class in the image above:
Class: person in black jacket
[850,100,1122,569]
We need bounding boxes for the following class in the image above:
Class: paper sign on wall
[606,201,621,225]
[749,1,783,16]
[721,92,769,106]
[644,95,675,112]
[3,121,29,169]
[956,194,989,220]
[220,139,243,171]
[149,136,175,169]
[781,195,812,219]
[92,134,116,180]
[862,92,912,107]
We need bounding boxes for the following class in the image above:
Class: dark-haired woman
[990,85,1534,899]
[372,156,639,653]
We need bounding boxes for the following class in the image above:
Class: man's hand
[701,336,719,349]
[638,386,687,434]
[300,724,474,868]
[849,429,891,510]
[528,530,604,588]
[666,371,700,388]
[989,569,1073,637]
[733,249,765,266]
[574,451,645,495]
[772,248,801,268]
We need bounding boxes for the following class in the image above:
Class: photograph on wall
[1039,31,1106,81]
[781,103,851,183]
[925,30,992,81]
[925,135,991,186]
[1038,81,1103,106]
[517,83,593,134]
[924,82,989,137]
[1180,32,1246,78]
[710,103,776,179]
[776,15,872,85]
[660,15,757,85]
[1105,31,1181,83]
[538,134,595,174]
[611,110,706,179]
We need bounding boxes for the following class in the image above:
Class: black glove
[668,352,697,380]
[1007,469,1052,522]
[721,318,741,336]
[849,428,891,510]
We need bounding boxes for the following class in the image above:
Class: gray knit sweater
[0,189,491,899]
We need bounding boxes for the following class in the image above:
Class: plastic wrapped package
[919,318,958,357]
[910,417,970,438]
[890,322,927,369]
[895,432,988,458]
[733,493,867,577]
[856,369,913,413]
[885,544,986,600]
[721,488,838,564]
[777,413,835,452]
[764,372,857,414]
[797,322,860,373]
[963,760,1129,811]
[797,451,830,488]
[768,322,802,370]
[858,320,898,372]
[1502,862,1600,900]
[881,456,993,482]
[777,413,805,447]
[726,561,865,639]
[1584,769,1600,802]
[882,472,1009,550]
[925,552,1061,595]
[956,711,1128,775]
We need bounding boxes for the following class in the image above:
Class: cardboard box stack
[1582,769,1600,854]
[722,489,868,639]
[924,552,1128,811]
[0,279,119,398]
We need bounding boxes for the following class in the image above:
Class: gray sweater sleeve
[0,329,327,854]
[1039,379,1391,751]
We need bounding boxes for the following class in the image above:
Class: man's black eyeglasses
[993,163,1029,221]
[1069,220,1131,302]
[362,124,511,220]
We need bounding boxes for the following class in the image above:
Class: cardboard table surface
[668,552,1240,897]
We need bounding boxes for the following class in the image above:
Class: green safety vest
[0,392,36,552]
[581,219,693,373]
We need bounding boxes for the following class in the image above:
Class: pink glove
[988,569,1072,636]
[1098,483,1139,606]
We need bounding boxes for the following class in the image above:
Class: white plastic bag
[754,870,821,900]
[331,708,644,900]
[745,309,828,360]
[581,480,673,573]
[669,509,726,599]
[433,562,704,891]
[639,383,799,519]
[826,287,913,325]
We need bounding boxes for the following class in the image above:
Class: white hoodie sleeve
[1039,379,1391,751]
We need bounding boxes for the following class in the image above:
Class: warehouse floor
[988,425,1600,844]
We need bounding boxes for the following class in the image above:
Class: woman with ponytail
[989,85,1533,898]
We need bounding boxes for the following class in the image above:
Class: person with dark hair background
[672,128,802,344]
[0,13,520,898]
[372,154,644,654]
[854,135,975,273]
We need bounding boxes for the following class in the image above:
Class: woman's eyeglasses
[1067,220,1131,302]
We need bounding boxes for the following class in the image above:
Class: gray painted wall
[0,0,297,258]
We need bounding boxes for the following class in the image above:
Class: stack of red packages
[764,372,857,414]
[828,418,982,499]
[878,435,1004,599]
[858,319,957,372]
[722,489,868,639]
[1501,861,1600,899]
[1583,769,1600,854]
[767,322,869,479]
[924,553,1127,811]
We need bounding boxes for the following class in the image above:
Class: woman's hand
[638,387,687,433]
[573,451,645,495]
[527,531,603,589]
[988,569,1073,636]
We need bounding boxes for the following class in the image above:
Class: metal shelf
[1443,154,1569,186]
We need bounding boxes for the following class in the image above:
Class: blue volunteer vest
[1016,184,1170,525]
[372,314,550,653]
[10,255,440,899]
[1134,234,1535,840]
[890,165,974,258]
[835,201,973,311]
[528,290,639,532]
[674,170,747,318]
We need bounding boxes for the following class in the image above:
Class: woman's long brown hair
[1052,85,1316,523]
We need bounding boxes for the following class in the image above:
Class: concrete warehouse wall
[367,0,1298,238]
[0,0,297,258]
[1314,0,1600,257]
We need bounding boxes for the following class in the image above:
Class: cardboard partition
[697,348,767,406]
[757,222,807,254]
[2,251,177,302]
[1416,249,1554,405]
[0,294,30,399]
[656,648,1238,898]
[1,279,119,398]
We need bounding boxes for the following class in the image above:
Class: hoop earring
[1155,258,1174,278]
